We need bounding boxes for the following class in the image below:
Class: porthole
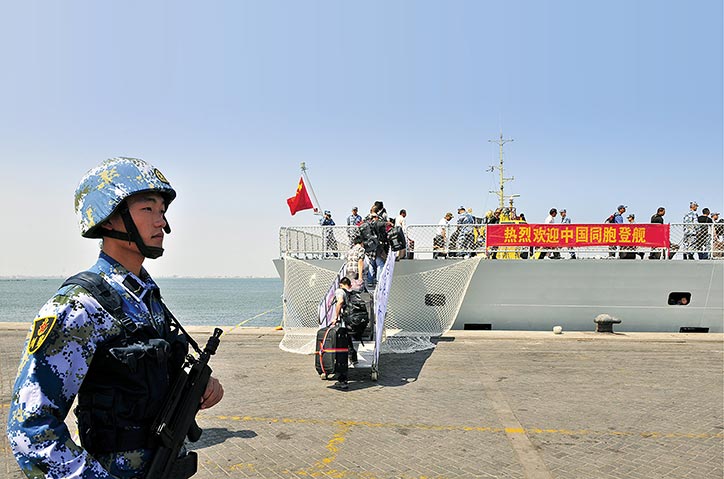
[668,292,691,306]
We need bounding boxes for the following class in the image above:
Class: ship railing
[279,226,354,259]
[668,222,724,259]
[279,223,724,260]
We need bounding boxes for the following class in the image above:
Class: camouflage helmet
[74,157,176,238]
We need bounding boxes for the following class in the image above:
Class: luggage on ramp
[345,289,379,381]
[316,247,395,383]
[315,325,349,380]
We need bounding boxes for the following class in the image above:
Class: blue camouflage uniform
[7,252,170,479]
[346,213,362,226]
[683,208,699,258]
[457,209,475,251]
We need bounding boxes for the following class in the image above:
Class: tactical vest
[63,272,189,454]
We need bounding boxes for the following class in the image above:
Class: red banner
[486,224,670,248]
[286,177,315,215]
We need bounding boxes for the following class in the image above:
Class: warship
[276,141,723,337]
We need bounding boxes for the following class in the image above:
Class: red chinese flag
[286,177,314,215]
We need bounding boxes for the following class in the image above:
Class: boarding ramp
[279,255,480,354]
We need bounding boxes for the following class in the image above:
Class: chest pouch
[63,272,190,454]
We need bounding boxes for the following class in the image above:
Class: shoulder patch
[28,315,57,354]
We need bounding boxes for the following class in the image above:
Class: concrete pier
[1,324,722,478]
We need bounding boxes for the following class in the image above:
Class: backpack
[604,214,616,223]
[359,221,380,253]
[343,290,369,329]
[388,225,406,251]
[374,220,390,246]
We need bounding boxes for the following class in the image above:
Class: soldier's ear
[101,213,121,231]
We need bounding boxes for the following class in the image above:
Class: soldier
[346,206,362,226]
[7,157,224,478]
[683,201,699,260]
[320,210,339,258]
[456,206,476,256]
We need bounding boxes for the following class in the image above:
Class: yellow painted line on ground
[224,306,283,334]
[292,420,353,477]
[216,417,454,479]
[226,462,257,473]
[206,414,724,440]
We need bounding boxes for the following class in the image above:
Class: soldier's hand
[200,376,224,410]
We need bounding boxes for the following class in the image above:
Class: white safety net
[382,256,481,353]
[279,256,481,354]
[279,257,339,354]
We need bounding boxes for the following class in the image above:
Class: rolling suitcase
[315,325,349,379]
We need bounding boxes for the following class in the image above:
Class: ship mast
[488,131,514,209]
[299,162,322,216]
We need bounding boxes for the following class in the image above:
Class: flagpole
[300,162,322,216]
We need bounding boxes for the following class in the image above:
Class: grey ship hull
[273,259,724,333]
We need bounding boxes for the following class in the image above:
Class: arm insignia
[27,315,58,354]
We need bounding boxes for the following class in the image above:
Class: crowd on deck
[316,200,724,261]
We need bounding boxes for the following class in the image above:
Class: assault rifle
[146,327,223,479]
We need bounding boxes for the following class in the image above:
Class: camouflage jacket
[7,252,170,479]
[683,210,699,238]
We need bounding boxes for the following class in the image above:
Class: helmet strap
[119,207,165,259]
[100,203,165,259]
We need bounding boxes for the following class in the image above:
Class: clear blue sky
[1,1,721,278]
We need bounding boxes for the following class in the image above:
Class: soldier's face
[126,193,168,250]
[104,193,168,253]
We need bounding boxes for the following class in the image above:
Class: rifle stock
[146,327,223,479]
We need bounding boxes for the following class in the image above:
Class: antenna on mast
[488,131,515,209]
[300,162,322,215]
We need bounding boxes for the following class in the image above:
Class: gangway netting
[382,256,480,353]
[279,256,480,354]
[279,257,339,354]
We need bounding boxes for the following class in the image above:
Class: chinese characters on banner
[486,224,670,248]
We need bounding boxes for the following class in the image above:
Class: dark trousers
[337,342,357,383]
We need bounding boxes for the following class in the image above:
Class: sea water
[0,277,283,327]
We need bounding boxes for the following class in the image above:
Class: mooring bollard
[594,314,621,333]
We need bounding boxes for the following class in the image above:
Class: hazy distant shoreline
[0,277,283,326]
[0,276,278,280]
